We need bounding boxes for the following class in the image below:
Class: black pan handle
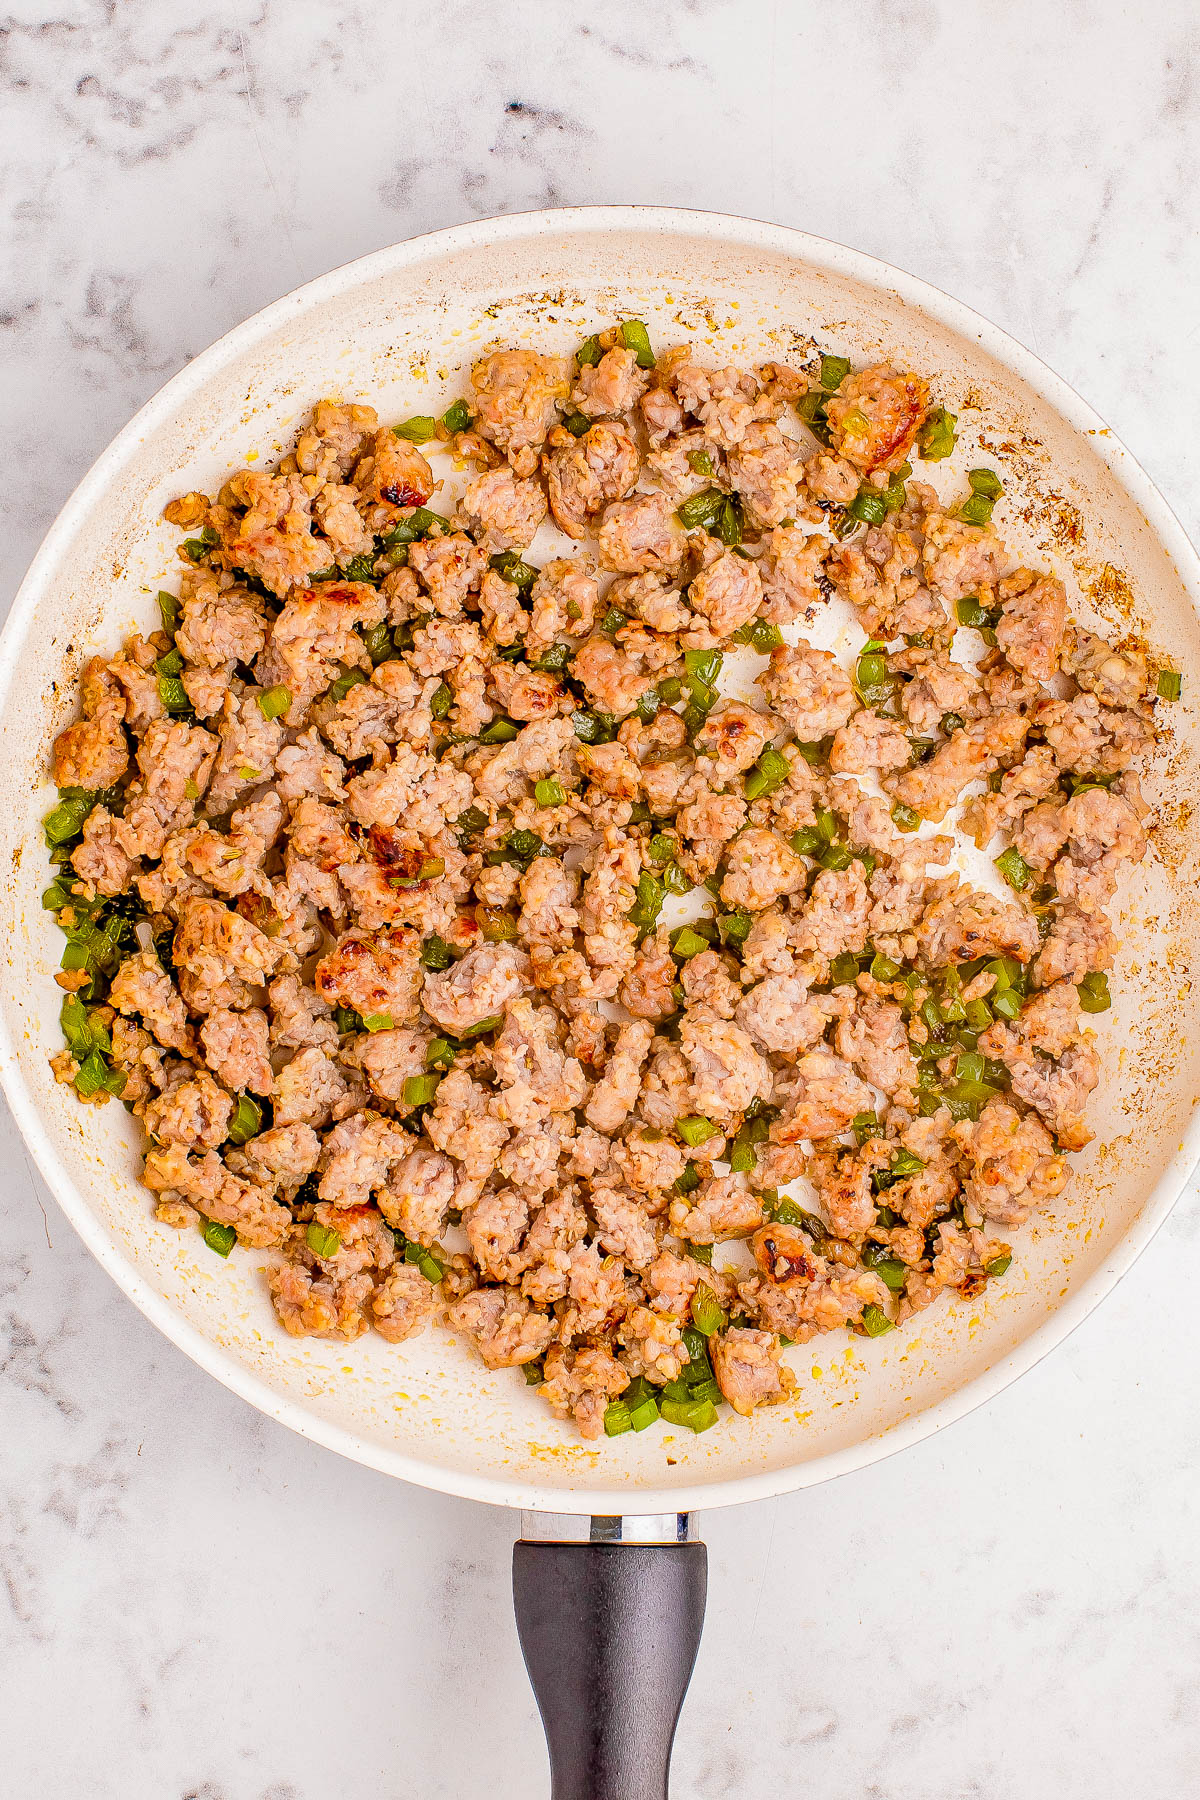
[512,1535,708,1800]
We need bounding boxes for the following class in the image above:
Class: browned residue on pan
[1085,560,1141,627]
[979,428,1048,462]
[1149,787,1194,878]
[1009,483,1087,555]
[771,325,822,361]
[671,301,738,334]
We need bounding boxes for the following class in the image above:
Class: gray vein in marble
[2,1310,81,1418]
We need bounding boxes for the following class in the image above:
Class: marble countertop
[4,3,1199,1795]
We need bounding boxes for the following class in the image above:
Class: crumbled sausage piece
[572,346,649,419]
[255,583,381,721]
[757,644,857,740]
[546,421,640,538]
[720,828,807,912]
[758,527,830,624]
[268,972,338,1052]
[711,1328,794,1416]
[143,1068,233,1149]
[571,635,658,718]
[458,466,548,553]
[953,1100,1068,1228]
[177,580,267,671]
[71,806,139,898]
[199,1005,274,1095]
[680,1013,772,1120]
[422,942,529,1036]
[585,1020,655,1132]
[215,469,331,596]
[315,926,424,1022]
[372,1264,440,1343]
[226,1123,320,1195]
[804,452,861,507]
[922,508,1012,603]
[994,570,1068,681]
[613,1128,688,1198]
[173,895,284,1013]
[793,866,873,964]
[589,1186,660,1271]
[694,702,776,777]
[354,430,435,533]
[893,645,983,737]
[680,949,741,1021]
[205,687,286,816]
[493,998,588,1112]
[425,1069,511,1180]
[671,358,761,448]
[829,708,911,776]
[736,976,834,1056]
[1007,1042,1100,1152]
[617,1305,689,1385]
[960,746,1061,849]
[597,493,683,576]
[109,951,195,1054]
[725,422,807,529]
[996,981,1082,1059]
[470,348,571,453]
[541,1343,629,1439]
[340,1026,428,1106]
[619,941,679,1022]
[834,999,919,1108]
[269,1261,375,1340]
[771,1047,872,1143]
[743,1229,887,1338]
[408,532,486,615]
[1052,786,1147,914]
[273,1046,353,1131]
[295,400,378,482]
[526,557,599,655]
[377,1147,456,1245]
[1063,626,1149,708]
[824,365,930,472]
[669,1173,764,1244]
[639,383,687,445]
[688,548,763,638]
[116,718,218,861]
[448,1286,556,1368]
[812,1152,878,1238]
[53,657,130,790]
[886,710,1028,823]
[1034,905,1116,989]
[144,1142,292,1249]
[915,882,1040,968]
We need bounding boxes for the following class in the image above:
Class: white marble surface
[4,2,1200,1794]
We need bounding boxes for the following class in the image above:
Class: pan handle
[513,1515,707,1800]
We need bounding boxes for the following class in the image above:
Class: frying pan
[3,208,1198,1798]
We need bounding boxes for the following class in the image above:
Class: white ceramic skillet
[3,209,1198,1797]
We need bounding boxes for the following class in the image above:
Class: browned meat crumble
[43,325,1170,1441]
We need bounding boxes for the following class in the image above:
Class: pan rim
[4,203,1198,1514]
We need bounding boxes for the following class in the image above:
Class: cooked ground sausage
[44,325,1166,1439]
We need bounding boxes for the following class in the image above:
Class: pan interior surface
[3,209,1197,1512]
